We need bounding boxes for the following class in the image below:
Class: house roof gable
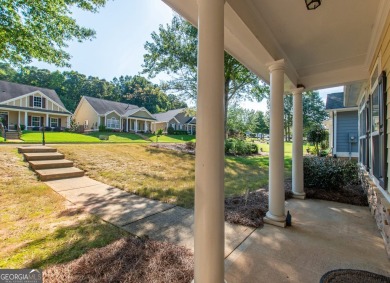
[153,108,187,122]
[0,80,66,109]
[83,96,139,115]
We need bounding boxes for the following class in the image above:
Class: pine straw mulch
[224,181,368,228]
[43,237,194,283]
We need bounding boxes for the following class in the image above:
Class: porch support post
[18,111,20,126]
[135,119,138,132]
[67,116,71,128]
[46,114,49,128]
[194,0,225,282]
[264,59,286,227]
[292,87,306,199]
[126,119,129,132]
[24,112,28,128]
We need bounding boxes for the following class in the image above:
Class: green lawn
[56,144,291,208]
[0,146,126,269]
[256,141,314,156]
[146,134,196,143]
[86,132,148,143]
[20,131,149,143]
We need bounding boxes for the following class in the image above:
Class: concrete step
[36,167,84,181]
[24,152,64,161]
[29,159,73,170]
[6,133,19,139]
[18,146,57,154]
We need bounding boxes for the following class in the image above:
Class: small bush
[304,157,359,190]
[44,126,51,132]
[99,125,106,132]
[167,126,174,135]
[53,127,62,132]
[173,130,188,135]
[20,124,26,131]
[225,138,256,155]
[32,127,40,131]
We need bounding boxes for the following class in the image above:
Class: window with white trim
[370,71,386,188]
[34,96,42,108]
[32,116,41,127]
[50,118,58,128]
[107,117,120,129]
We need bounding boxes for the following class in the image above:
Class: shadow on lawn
[18,217,126,269]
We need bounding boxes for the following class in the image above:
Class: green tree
[254,111,269,134]
[307,124,328,156]
[113,75,185,113]
[266,91,328,140]
[143,15,269,136]
[0,0,107,67]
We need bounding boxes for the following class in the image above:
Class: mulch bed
[44,237,194,283]
[225,180,368,228]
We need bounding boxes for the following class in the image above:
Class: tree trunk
[224,78,230,139]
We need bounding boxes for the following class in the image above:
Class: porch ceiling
[162,0,389,92]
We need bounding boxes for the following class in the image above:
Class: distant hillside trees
[0,63,187,113]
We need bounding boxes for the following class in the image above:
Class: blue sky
[34,0,341,111]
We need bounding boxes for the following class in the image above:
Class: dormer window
[34,96,42,108]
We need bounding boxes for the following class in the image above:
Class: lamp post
[42,123,45,146]
[305,0,321,10]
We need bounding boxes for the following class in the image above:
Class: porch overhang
[163,0,390,93]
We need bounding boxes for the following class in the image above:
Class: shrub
[99,125,106,132]
[303,157,359,190]
[53,127,62,132]
[167,126,174,135]
[20,124,26,131]
[225,138,255,155]
[44,126,51,132]
[32,127,40,131]
[173,130,188,135]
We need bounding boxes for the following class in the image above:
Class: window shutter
[41,117,44,127]
[42,97,46,109]
[379,71,387,189]
[28,116,32,126]
[58,118,62,128]
[29,96,33,107]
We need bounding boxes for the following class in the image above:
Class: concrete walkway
[46,176,390,282]
[45,176,255,257]
[225,199,390,282]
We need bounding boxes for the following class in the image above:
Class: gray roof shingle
[154,108,186,122]
[325,92,344,110]
[83,96,139,115]
[0,80,66,109]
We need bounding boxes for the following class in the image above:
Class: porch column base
[264,213,286,228]
[292,192,306,199]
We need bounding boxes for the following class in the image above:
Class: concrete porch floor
[225,199,390,283]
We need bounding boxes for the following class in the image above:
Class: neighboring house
[152,108,196,134]
[0,80,71,130]
[73,96,156,132]
[325,92,358,158]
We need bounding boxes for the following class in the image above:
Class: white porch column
[264,59,286,227]
[67,116,70,128]
[46,114,49,128]
[292,87,306,199]
[126,119,129,132]
[194,0,225,282]
[24,112,28,127]
[18,111,20,126]
[135,119,138,132]
[145,121,148,132]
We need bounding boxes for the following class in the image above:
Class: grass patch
[86,132,148,143]
[20,131,150,143]
[56,144,292,208]
[0,146,127,269]
[21,131,101,143]
[146,134,196,143]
